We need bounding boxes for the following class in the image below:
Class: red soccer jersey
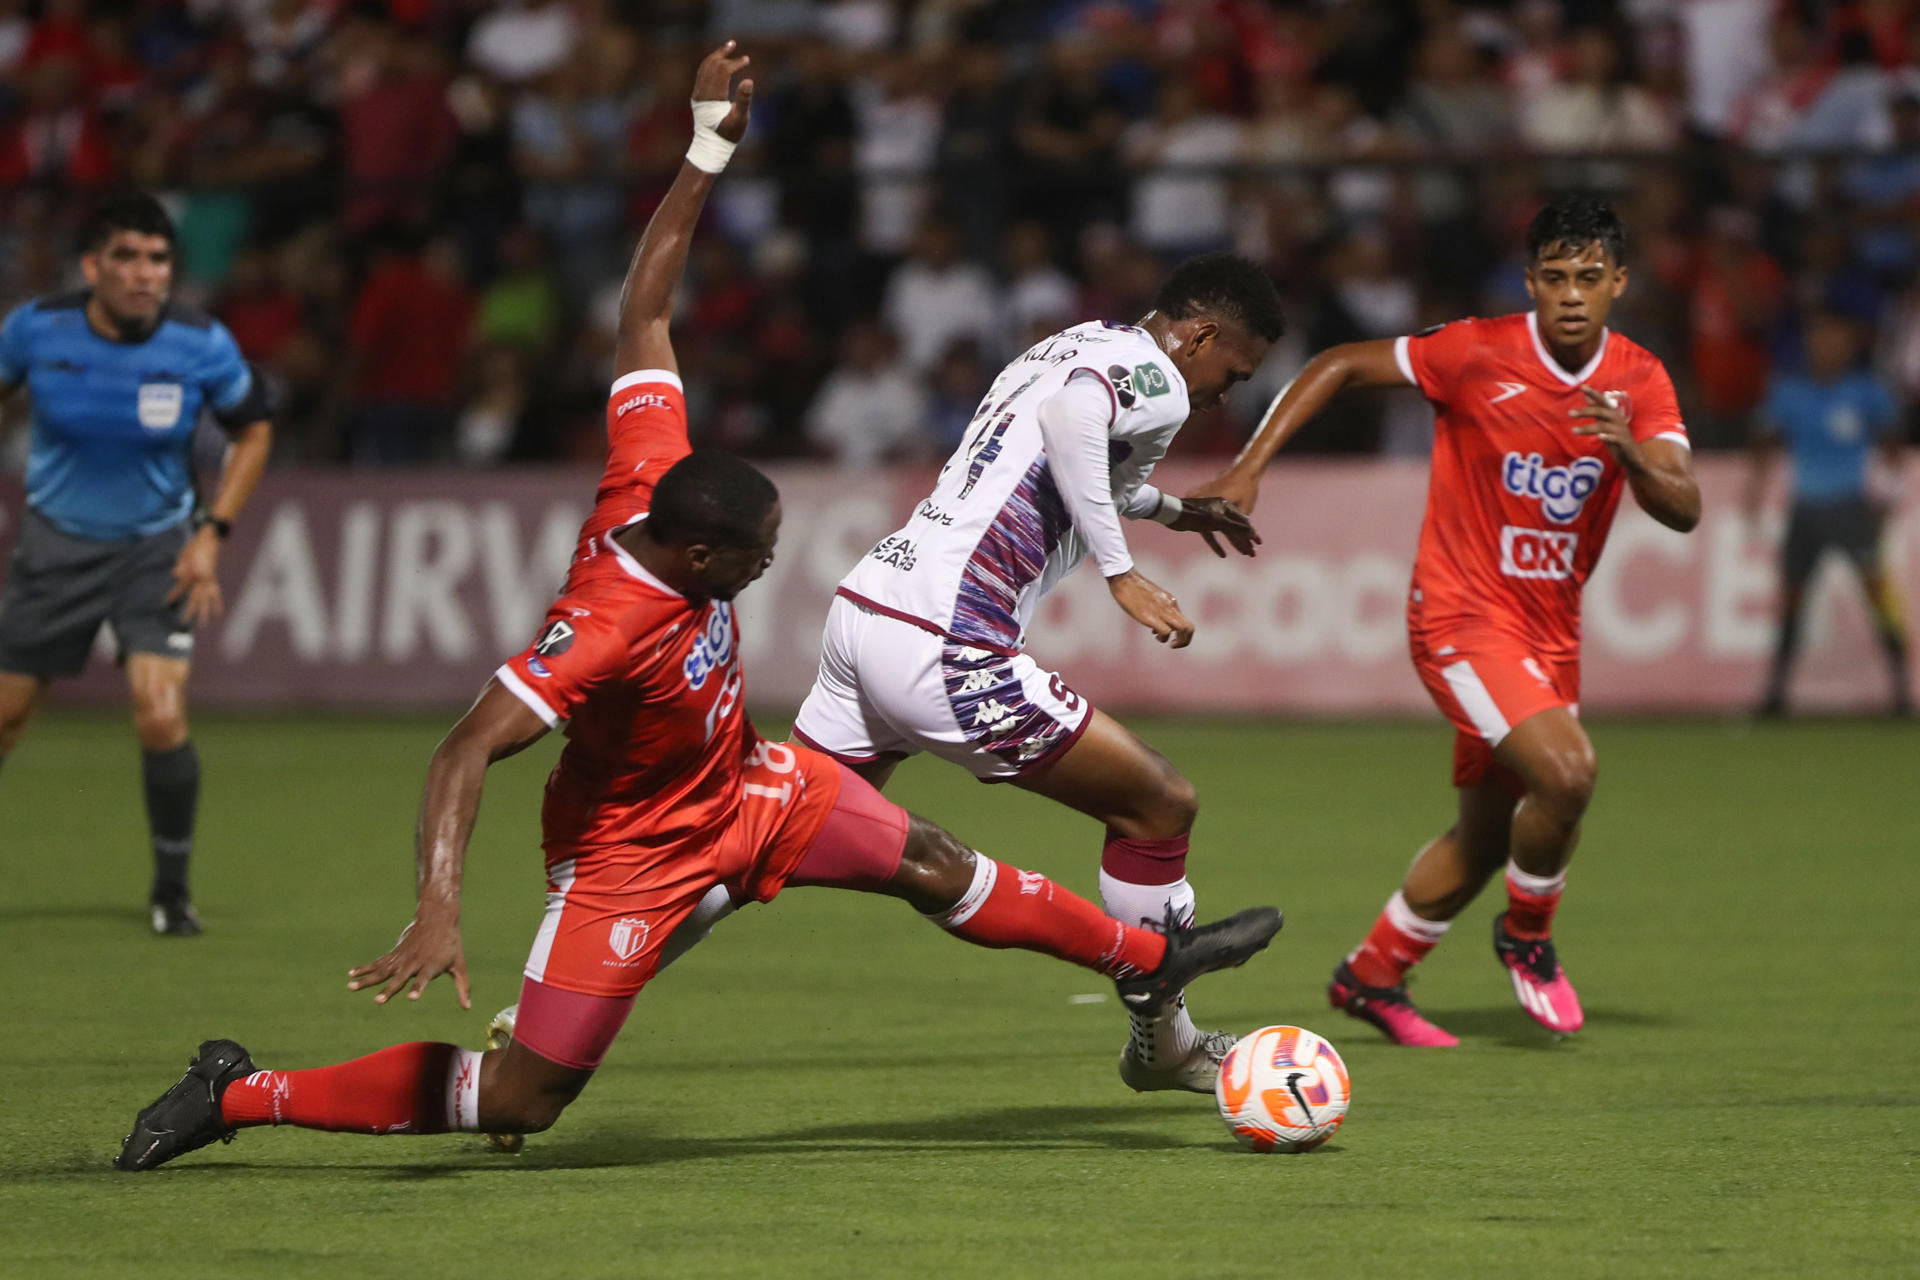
[1396,312,1689,661]
[495,369,755,857]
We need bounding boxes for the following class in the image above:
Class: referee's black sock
[143,742,199,902]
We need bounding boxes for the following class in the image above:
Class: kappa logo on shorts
[137,383,184,431]
[1500,526,1579,580]
[607,917,651,964]
[974,698,1015,727]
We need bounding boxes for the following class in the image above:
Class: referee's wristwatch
[195,511,233,540]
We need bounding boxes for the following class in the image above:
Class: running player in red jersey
[1192,196,1700,1045]
[113,45,1281,1171]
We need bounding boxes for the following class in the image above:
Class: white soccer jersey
[837,320,1190,654]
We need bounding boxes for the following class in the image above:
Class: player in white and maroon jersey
[113,45,1282,1172]
[793,257,1286,1094]
[1195,196,1702,1046]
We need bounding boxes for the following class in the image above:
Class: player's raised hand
[1170,495,1262,558]
[167,529,223,626]
[348,913,472,1010]
[1571,387,1637,457]
[1108,568,1196,648]
[693,40,753,141]
[1185,469,1262,517]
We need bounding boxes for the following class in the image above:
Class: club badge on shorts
[137,383,184,431]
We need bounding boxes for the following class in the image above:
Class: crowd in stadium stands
[3,0,1920,465]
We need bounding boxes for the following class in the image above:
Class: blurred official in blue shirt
[1748,308,1910,716]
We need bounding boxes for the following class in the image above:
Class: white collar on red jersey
[1525,311,1610,387]
[604,515,685,598]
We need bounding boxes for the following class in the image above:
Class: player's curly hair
[84,191,177,252]
[648,450,780,549]
[1153,253,1286,343]
[1527,195,1627,266]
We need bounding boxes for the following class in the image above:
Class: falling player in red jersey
[1193,196,1701,1045]
[112,45,1280,1171]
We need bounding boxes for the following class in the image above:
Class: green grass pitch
[2,711,1915,1278]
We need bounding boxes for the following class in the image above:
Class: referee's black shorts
[1781,497,1882,586]
[0,507,195,679]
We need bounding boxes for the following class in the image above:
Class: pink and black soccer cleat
[1327,961,1459,1047]
[1493,913,1585,1035]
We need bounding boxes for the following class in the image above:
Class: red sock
[1504,863,1565,940]
[1346,891,1450,989]
[935,858,1167,978]
[219,1041,481,1134]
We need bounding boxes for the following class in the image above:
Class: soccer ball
[1214,1025,1351,1153]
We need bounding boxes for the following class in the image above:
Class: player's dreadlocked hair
[648,450,780,549]
[1527,195,1627,267]
[1152,253,1286,343]
[84,192,177,252]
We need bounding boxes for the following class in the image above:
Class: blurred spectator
[337,22,459,234]
[513,45,635,299]
[1124,76,1241,256]
[853,56,940,256]
[1846,86,1920,279]
[477,225,560,356]
[805,321,927,465]
[1000,221,1078,352]
[883,216,999,371]
[344,235,475,464]
[467,0,577,86]
[926,338,991,454]
[936,42,1015,262]
[1679,0,1774,137]
[0,56,112,188]
[1688,207,1788,445]
[1522,26,1674,155]
[1013,34,1127,246]
[457,346,531,465]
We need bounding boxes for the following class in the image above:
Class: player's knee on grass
[1106,754,1198,839]
[477,1043,593,1134]
[1526,739,1597,821]
[888,814,980,915]
[127,672,189,751]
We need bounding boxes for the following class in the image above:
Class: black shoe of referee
[150,892,202,937]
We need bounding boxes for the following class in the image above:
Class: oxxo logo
[681,603,734,689]
[1500,526,1579,580]
[1502,452,1604,524]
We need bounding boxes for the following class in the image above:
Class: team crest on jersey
[534,619,575,657]
[681,604,735,690]
[137,383,184,431]
[1502,452,1604,524]
[1108,364,1137,408]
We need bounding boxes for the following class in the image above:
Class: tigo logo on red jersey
[1500,526,1578,580]
[681,604,735,690]
[1502,452,1604,523]
[615,391,671,417]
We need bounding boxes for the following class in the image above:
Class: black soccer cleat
[149,894,202,937]
[1114,906,1283,1017]
[114,1039,255,1171]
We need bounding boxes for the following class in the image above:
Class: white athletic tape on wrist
[686,100,737,174]
[1150,491,1184,526]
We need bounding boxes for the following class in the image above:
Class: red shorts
[523,742,857,999]
[1408,623,1579,791]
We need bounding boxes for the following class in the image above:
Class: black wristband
[197,513,233,540]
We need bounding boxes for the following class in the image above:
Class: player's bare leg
[1331,782,1513,1047]
[126,653,201,935]
[1014,710,1234,1092]
[0,670,43,765]
[1485,708,1594,1033]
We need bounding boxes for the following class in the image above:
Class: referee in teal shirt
[1747,308,1911,717]
[0,194,275,934]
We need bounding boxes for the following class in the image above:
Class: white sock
[444,1047,483,1133]
[1099,872,1201,1067]
[658,883,737,972]
[1505,862,1568,897]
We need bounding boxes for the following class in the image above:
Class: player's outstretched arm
[612,41,753,379]
[347,681,550,1009]
[1187,338,1411,514]
[1572,387,1701,532]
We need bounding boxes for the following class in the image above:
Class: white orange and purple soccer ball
[1214,1025,1352,1153]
